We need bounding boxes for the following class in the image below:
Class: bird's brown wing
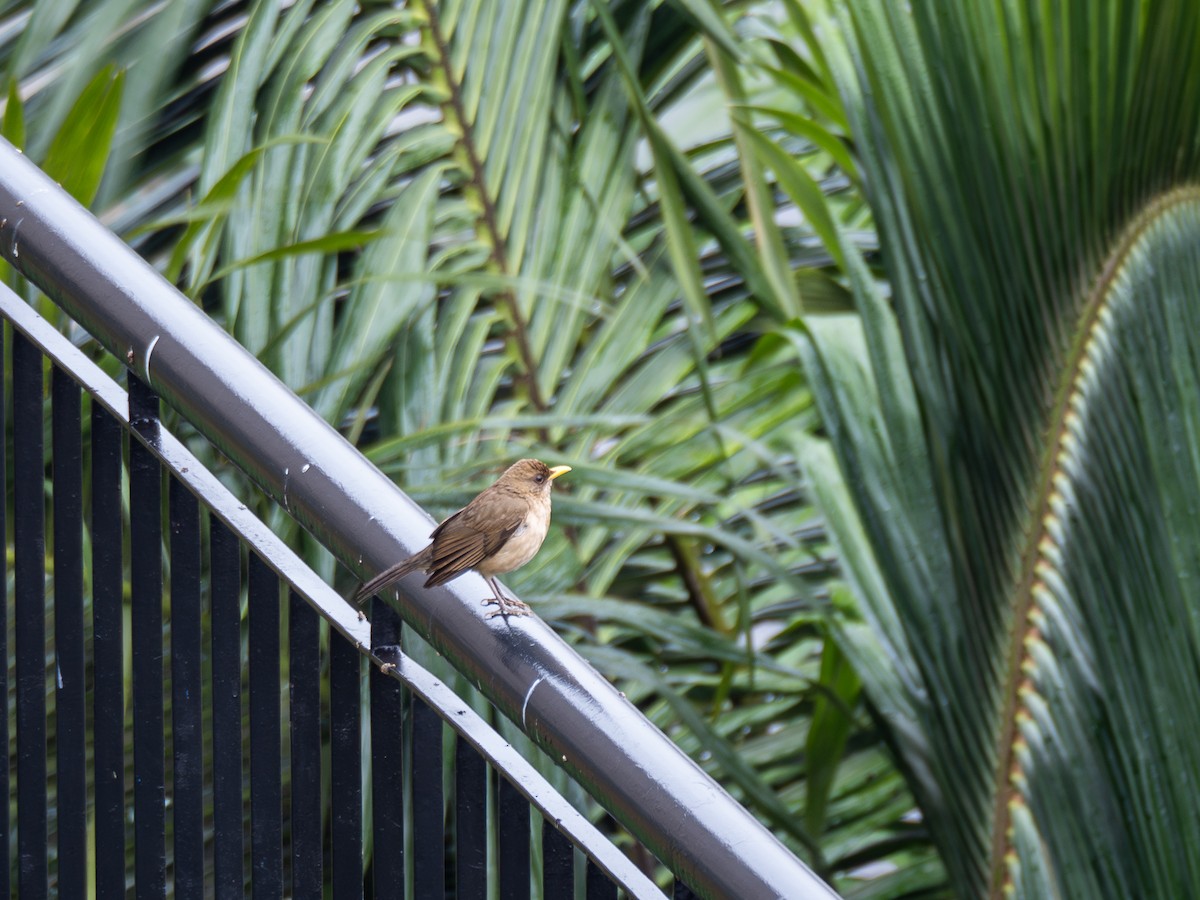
[422,491,526,587]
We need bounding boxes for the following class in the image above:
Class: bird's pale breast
[476,497,551,576]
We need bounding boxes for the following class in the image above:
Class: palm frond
[797,2,1200,895]
[0,0,928,891]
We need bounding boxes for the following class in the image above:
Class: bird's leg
[482,576,531,618]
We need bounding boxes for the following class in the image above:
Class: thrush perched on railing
[353,459,571,617]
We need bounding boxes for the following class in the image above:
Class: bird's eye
[534,473,546,483]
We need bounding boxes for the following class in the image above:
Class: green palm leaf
[796,2,1200,896]
[2,0,934,891]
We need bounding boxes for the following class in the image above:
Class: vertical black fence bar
[411,696,444,899]
[51,366,85,898]
[0,314,706,900]
[542,822,574,899]
[289,591,322,900]
[586,861,617,900]
[91,401,125,898]
[455,738,487,900]
[0,324,8,900]
[129,376,166,900]
[170,478,204,897]
[210,518,244,898]
[330,631,363,900]
[369,601,404,900]
[498,776,531,900]
[248,553,283,899]
[13,332,47,900]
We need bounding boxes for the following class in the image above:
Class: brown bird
[353,459,571,617]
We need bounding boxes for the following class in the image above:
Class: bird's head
[502,458,571,495]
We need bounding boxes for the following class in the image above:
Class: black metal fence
[0,138,837,900]
[4,289,669,897]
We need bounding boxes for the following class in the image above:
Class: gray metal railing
[0,137,837,900]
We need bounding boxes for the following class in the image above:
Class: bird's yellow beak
[548,465,571,480]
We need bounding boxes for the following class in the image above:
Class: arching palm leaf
[794,3,1200,896]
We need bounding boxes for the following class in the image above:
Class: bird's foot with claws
[483,595,532,619]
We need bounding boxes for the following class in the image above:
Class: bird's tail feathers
[352,550,430,605]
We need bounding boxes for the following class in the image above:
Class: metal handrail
[0,138,838,900]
